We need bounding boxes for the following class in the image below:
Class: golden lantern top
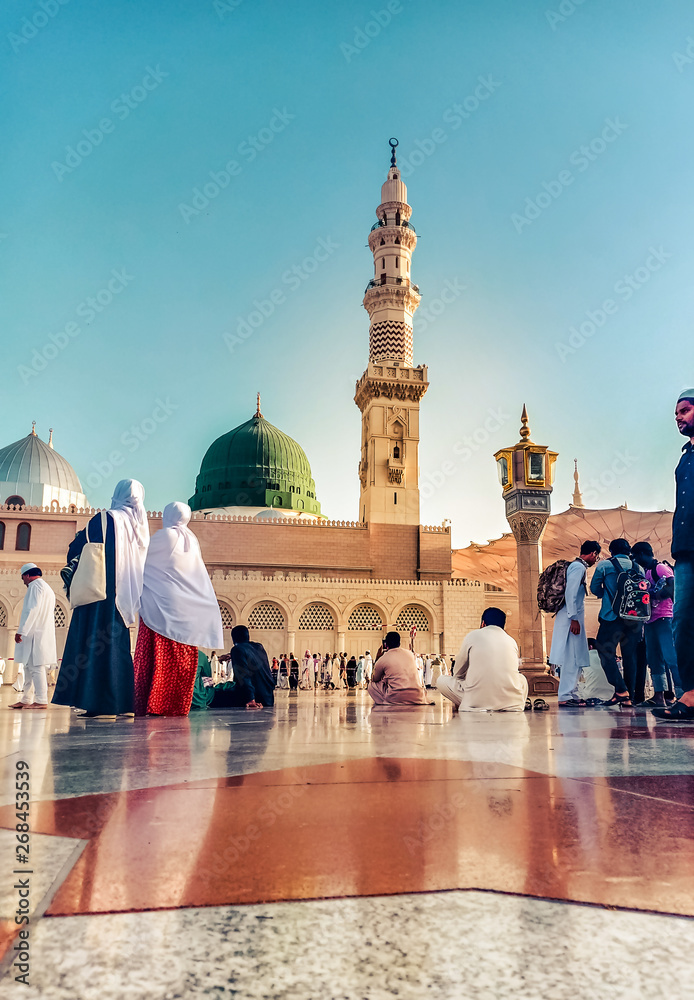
[494,405,558,494]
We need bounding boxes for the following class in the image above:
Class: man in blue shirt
[590,538,644,705]
[654,390,694,720]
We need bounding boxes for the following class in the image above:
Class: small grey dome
[0,429,83,494]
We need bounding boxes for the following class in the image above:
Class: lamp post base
[520,664,559,696]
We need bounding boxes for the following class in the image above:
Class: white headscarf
[139,501,223,650]
[109,479,149,627]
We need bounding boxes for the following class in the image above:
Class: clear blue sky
[2,0,692,547]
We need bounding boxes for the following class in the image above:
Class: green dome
[189,413,321,515]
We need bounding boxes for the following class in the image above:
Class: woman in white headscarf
[52,479,149,718]
[133,502,223,716]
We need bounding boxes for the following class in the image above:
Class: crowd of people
[6,388,694,722]
[549,537,678,709]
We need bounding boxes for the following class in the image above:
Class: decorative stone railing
[0,506,452,537]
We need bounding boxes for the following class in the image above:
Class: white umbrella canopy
[452,506,673,595]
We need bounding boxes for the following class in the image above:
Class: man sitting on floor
[368,631,429,706]
[437,607,528,712]
[196,626,275,710]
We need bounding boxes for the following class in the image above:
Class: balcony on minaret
[365,276,420,293]
[387,451,405,485]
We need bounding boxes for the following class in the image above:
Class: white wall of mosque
[0,482,88,510]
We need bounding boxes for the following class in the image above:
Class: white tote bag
[70,511,108,608]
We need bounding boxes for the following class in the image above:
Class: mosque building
[0,143,673,676]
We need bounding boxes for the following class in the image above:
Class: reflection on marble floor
[2,688,694,807]
[3,890,693,1000]
[2,686,694,998]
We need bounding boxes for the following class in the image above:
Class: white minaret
[355,139,429,525]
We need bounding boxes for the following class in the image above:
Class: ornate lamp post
[494,406,558,695]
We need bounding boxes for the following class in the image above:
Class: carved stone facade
[0,507,489,681]
[507,511,549,543]
[0,505,490,679]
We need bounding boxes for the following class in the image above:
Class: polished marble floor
[1,685,693,998]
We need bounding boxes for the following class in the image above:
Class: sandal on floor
[652,701,694,722]
[524,698,532,712]
[601,694,632,707]
[636,698,664,708]
[558,700,586,708]
[584,698,602,707]
[533,698,550,711]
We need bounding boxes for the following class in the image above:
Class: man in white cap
[9,564,57,711]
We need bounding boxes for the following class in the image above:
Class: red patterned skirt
[133,620,199,717]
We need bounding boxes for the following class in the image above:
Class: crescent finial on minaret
[389,137,398,167]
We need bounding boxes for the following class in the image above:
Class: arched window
[248,603,286,630]
[347,605,383,630]
[5,495,25,507]
[298,604,335,630]
[395,605,430,632]
[51,500,60,511]
[218,602,234,629]
[273,496,282,507]
[16,523,31,551]
[0,521,4,550]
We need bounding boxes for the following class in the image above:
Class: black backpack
[609,557,651,622]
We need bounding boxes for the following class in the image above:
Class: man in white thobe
[577,640,615,702]
[437,607,528,712]
[364,651,373,683]
[549,541,602,707]
[10,564,57,711]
